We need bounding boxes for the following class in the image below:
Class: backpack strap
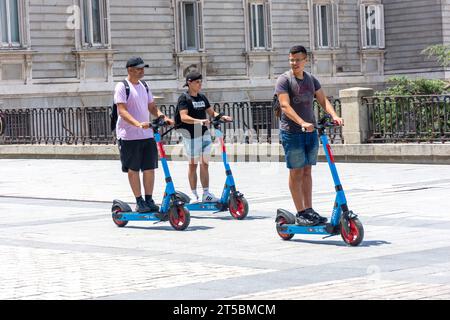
[287,70,299,98]
[122,80,130,100]
[121,80,149,101]
[183,91,193,103]
[139,80,149,93]
[275,71,295,99]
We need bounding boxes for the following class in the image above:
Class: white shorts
[182,133,213,158]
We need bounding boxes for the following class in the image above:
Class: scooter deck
[281,224,338,235]
[185,201,226,212]
[114,212,161,222]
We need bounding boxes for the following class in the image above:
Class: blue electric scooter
[111,116,190,231]
[275,115,364,246]
[175,113,249,220]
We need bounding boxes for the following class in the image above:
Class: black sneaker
[146,199,160,212]
[305,208,328,224]
[295,212,316,226]
[135,198,151,213]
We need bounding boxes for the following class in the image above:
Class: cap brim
[128,63,149,68]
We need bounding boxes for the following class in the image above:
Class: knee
[128,169,139,176]
[290,168,304,179]
[303,166,312,177]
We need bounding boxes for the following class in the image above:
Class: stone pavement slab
[0,159,449,300]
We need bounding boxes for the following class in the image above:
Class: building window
[81,0,109,47]
[250,3,265,49]
[0,0,22,47]
[360,3,384,49]
[313,2,339,49]
[247,0,272,51]
[176,0,204,52]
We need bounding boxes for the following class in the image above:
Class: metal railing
[159,101,281,144]
[0,99,343,145]
[160,98,343,144]
[364,95,450,143]
[0,107,114,145]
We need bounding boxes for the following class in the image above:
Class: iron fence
[0,107,114,145]
[0,99,343,145]
[364,95,450,143]
[158,101,281,144]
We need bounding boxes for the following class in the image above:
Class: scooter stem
[215,128,236,189]
[319,131,348,205]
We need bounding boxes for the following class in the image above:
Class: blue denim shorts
[280,130,319,169]
[182,133,212,158]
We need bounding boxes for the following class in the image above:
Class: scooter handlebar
[211,112,232,128]
[151,115,169,130]
[301,114,339,132]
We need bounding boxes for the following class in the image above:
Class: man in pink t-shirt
[113,56,174,213]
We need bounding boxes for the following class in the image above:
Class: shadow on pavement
[124,225,214,232]
[289,239,391,247]
[189,215,268,221]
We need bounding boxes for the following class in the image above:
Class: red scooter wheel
[228,197,249,220]
[341,218,364,246]
[276,215,295,240]
[112,206,128,228]
[169,206,190,231]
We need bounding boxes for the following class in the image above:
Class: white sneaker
[202,192,219,203]
[191,195,200,204]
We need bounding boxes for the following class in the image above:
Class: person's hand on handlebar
[332,116,344,126]
[137,122,150,129]
[220,115,232,122]
[164,116,175,126]
[301,122,315,132]
[199,119,210,126]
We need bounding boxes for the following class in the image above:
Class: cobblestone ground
[0,159,449,300]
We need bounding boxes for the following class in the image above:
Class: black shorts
[118,138,158,172]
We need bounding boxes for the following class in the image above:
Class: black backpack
[272,71,297,118]
[272,94,282,118]
[110,80,149,131]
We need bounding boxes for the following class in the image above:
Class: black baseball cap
[184,71,202,87]
[126,56,149,68]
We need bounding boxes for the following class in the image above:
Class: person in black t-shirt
[176,71,232,203]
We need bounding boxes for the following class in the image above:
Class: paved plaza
[0,158,449,300]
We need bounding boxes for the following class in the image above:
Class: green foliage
[376,76,448,96]
[372,77,449,142]
[421,44,450,68]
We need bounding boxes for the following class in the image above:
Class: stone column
[339,87,374,144]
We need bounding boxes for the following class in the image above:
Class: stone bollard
[339,87,374,144]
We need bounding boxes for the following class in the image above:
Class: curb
[1,143,449,164]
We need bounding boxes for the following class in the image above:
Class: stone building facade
[0,0,449,109]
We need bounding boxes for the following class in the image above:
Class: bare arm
[278,93,314,132]
[180,109,209,125]
[314,89,344,125]
[205,107,219,118]
[148,101,174,125]
[205,107,232,121]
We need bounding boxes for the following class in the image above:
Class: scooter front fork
[228,185,244,205]
[340,210,358,234]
